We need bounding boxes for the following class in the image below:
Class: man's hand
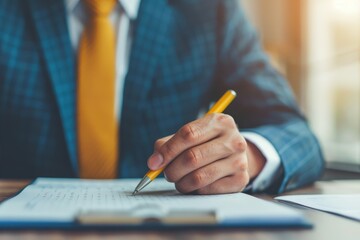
[147,113,266,195]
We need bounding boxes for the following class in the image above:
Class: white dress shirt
[65,0,280,192]
[65,0,140,119]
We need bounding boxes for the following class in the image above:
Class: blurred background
[241,0,360,172]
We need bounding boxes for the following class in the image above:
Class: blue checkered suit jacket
[0,0,324,193]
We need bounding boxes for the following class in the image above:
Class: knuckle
[216,114,236,127]
[232,157,247,171]
[184,149,201,168]
[232,136,247,152]
[179,124,199,142]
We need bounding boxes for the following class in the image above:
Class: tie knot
[83,0,117,17]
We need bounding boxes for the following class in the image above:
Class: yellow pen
[132,90,237,195]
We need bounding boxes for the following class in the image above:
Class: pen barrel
[206,90,237,114]
[146,167,164,180]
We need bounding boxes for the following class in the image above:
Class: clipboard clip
[76,204,217,225]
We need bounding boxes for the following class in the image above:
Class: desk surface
[0,179,359,240]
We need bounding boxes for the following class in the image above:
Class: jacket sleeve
[215,0,325,193]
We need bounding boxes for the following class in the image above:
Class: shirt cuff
[242,132,281,192]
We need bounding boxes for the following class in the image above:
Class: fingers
[153,135,173,152]
[148,114,234,170]
[174,154,248,194]
[196,173,249,195]
[146,135,172,169]
[164,135,239,182]
[147,113,250,195]
[158,116,218,166]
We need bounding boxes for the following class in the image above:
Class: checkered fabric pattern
[0,0,324,193]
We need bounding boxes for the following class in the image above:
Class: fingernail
[148,152,164,170]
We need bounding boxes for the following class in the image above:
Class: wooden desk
[0,179,359,240]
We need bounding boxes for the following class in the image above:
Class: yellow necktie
[78,0,118,179]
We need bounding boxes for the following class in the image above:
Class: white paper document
[0,178,307,226]
[275,194,360,221]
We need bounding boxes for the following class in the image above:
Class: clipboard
[0,178,312,229]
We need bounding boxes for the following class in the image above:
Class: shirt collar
[65,0,141,19]
[121,0,141,19]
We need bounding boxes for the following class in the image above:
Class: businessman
[0,0,324,194]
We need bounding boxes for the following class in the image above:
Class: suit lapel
[28,0,78,175]
[123,0,172,111]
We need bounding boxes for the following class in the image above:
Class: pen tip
[132,190,138,196]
